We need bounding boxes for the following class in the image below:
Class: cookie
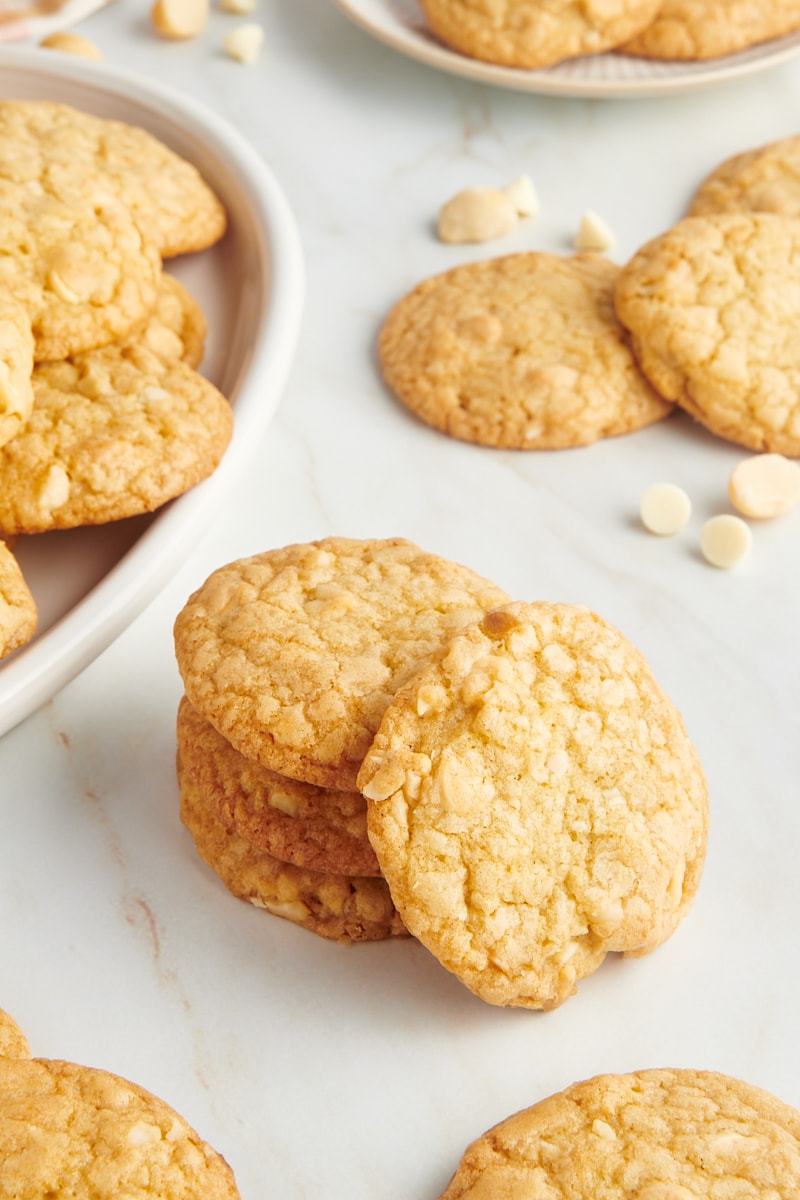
[0,340,232,535]
[0,100,227,258]
[358,602,708,1010]
[439,1069,800,1198]
[144,273,208,370]
[615,212,800,456]
[0,1016,240,1199]
[621,0,800,59]
[0,540,37,660]
[688,135,800,219]
[174,538,510,792]
[418,0,662,68]
[0,300,34,449]
[0,1008,30,1058]
[379,253,672,450]
[178,749,406,943]
[177,694,380,877]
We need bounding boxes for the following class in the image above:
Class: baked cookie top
[178,748,406,943]
[144,273,208,370]
[0,1054,240,1199]
[174,538,510,791]
[0,1008,30,1058]
[615,211,800,456]
[418,0,662,68]
[689,135,800,219]
[0,177,161,362]
[439,1069,800,1198]
[0,540,37,661]
[621,0,800,59]
[177,694,380,877]
[0,301,34,449]
[0,100,227,258]
[358,602,708,1009]
[0,341,232,534]
[379,252,671,450]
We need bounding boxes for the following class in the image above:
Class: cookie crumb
[504,174,540,218]
[223,22,264,61]
[728,453,800,519]
[438,187,518,244]
[700,514,752,568]
[39,31,103,58]
[640,482,691,535]
[151,0,209,38]
[575,209,615,252]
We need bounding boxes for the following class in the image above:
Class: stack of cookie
[174,536,708,1008]
[0,99,232,661]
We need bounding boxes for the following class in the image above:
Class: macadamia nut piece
[151,0,209,39]
[438,187,518,244]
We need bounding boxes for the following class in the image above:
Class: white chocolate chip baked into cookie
[688,135,800,219]
[0,540,37,661]
[173,538,510,792]
[358,602,708,1010]
[418,0,662,68]
[621,0,800,59]
[438,1069,800,1199]
[379,253,672,450]
[0,1010,241,1200]
[0,100,227,259]
[615,212,800,456]
[177,694,381,877]
[0,301,34,450]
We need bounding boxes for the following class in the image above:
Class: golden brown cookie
[358,602,708,1010]
[0,178,161,363]
[688,135,800,219]
[419,0,662,68]
[0,301,34,450]
[439,1069,800,1198]
[0,100,227,258]
[179,749,406,943]
[615,211,800,456]
[622,0,800,59]
[0,540,37,660]
[177,694,380,877]
[144,273,208,370]
[379,253,672,450]
[0,1009,30,1058]
[0,1018,240,1199]
[0,341,232,535]
[174,538,510,792]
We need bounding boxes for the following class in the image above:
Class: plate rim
[332,0,800,97]
[0,47,305,737]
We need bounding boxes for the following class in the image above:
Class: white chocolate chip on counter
[438,187,518,244]
[640,482,692,536]
[728,453,800,519]
[220,0,257,12]
[700,514,752,568]
[151,0,209,38]
[223,22,264,61]
[575,209,615,253]
[39,31,103,58]
[504,174,540,218]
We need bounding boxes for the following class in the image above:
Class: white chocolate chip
[591,1119,617,1142]
[639,482,692,536]
[249,897,310,922]
[728,453,800,519]
[700,514,752,568]
[151,0,209,39]
[438,187,518,244]
[574,209,615,253]
[222,22,264,61]
[40,31,103,58]
[268,790,299,817]
[127,1122,162,1146]
[221,0,257,12]
[503,174,540,218]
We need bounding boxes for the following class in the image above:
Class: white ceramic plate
[333,0,800,96]
[0,47,304,738]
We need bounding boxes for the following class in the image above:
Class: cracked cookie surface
[689,135,800,219]
[615,212,800,455]
[439,1069,800,1199]
[622,0,800,59]
[358,602,707,1009]
[0,540,36,660]
[379,253,671,450]
[173,538,509,791]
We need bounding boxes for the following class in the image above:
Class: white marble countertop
[2,4,800,1197]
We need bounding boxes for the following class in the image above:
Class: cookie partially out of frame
[0,540,37,661]
[178,749,406,943]
[177,694,380,877]
[379,253,671,450]
[0,1010,240,1200]
[358,602,707,1009]
[688,135,800,219]
[419,0,662,68]
[621,0,800,60]
[0,301,34,449]
[615,211,800,456]
[174,538,509,792]
[439,1069,800,1198]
